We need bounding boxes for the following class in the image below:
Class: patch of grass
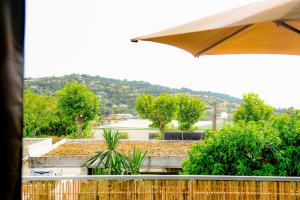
[118,132,129,139]
[67,132,94,139]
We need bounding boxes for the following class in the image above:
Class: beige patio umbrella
[131,0,300,57]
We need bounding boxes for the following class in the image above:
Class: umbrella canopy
[131,0,300,57]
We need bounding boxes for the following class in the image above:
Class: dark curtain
[0,0,25,199]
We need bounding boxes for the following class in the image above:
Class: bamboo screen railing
[22,175,300,200]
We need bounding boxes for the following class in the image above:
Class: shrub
[271,111,300,176]
[182,110,300,176]
[182,122,281,175]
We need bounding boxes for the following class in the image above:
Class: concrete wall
[28,138,52,157]
[29,167,87,176]
[23,138,52,159]
[30,155,186,169]
[29,155,186,175]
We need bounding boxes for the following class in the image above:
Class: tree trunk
[160,126,165,140]
[212,103,217,131]
[75,116,83,138]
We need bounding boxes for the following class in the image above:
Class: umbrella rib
[274,21,300,35]
[194,24,253,57]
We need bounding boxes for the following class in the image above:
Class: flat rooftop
[23,138,51,159]
[45,141,194,157]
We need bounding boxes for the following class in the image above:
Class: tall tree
[176,94,206,131]
[57,82,100,138]
[24,90,59,136]
[233,93,274,123]
[136,93,176,134]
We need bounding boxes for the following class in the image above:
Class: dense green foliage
[182,122,281,175]
[176,94,206,131]
[84,129,146,175]
[24,82,100,137]
[24,90,72,136]
[271,111,300,175]
[182,94,300,176]
[136,93,177,134]
[57,82,100,138]
[25,74,241,117]
[233,93,274,123]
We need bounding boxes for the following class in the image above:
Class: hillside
[25,74,241,117]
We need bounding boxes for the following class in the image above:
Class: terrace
[28,139,194,175]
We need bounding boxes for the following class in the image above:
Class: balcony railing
[22,175,300,199]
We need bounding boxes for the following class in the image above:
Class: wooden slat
[21,179,300,200]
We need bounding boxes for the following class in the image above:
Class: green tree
[176,94,206,131]
[233,93,274,123]
[136,93,176,134]
[24,90,77,136]
[57,82,100,138]
[135,93,154,119]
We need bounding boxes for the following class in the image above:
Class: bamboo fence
[22,175,300,200]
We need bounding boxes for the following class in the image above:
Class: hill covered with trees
[25,74,241,117]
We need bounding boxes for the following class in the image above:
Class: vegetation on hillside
[25,74,241,117]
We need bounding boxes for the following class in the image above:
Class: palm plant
[124,148,147,175]
[84,129,147,175]
[84,129,126,174]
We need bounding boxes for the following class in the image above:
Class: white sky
[25,0,300,108]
